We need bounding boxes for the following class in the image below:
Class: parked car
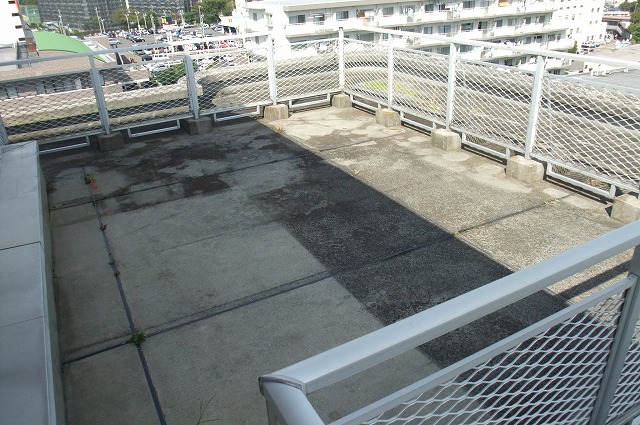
[148,63,169,73]
[121,81,139,91]
[108,38,120,46]
[213,24,223,32]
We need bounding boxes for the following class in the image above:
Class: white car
[108,38,120,46]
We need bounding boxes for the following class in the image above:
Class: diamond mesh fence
[452,59,534,154]
[100,57,194,130]
[534,76,640,192]
[607,318,640,424]
[195,44,271,114]
[392,48,449,125]
[343,40,389,105]
[274,39,340,101]
[0,56,102,143]
[361,292,625,425]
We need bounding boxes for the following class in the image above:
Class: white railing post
[261,381,325,425]
[524,55,545,160]
[89,56,111,134]
[338,27,345,91]
[445,43,457,130]
[589,247,640,425]
[183,53,200,120]
[387,35,394,107]
[267,36,278,106]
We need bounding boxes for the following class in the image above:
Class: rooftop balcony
[2,29,640,425]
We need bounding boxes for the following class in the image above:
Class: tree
[83,16,101,32]
[109,8,129,27]
[195,0,233,24]
[184,11,196,24]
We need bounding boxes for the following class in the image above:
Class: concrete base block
[375,108,401,127]
[185,117,212,135]
[264,104,289,121]
[431,129,461,151]
[97,132,124,152]
[611,194,640,223]
[332,93,352,108]
[506,156,544,184]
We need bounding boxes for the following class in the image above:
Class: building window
[524,17,531,25]
[252,12,258,21]
[507,18,514,26]
[461,22,473,31]
[462,1,475,8]
[382,7,394,16]
[425,4,434,12]
[12,12,19,16]
[423,26,433,34]
[438,24,451,34]
[336,10,349,20]
[496,19,503,27]
[437,46,450,55]
[15,25,22,29]
[460,44,474,52]
[289,15,305,24]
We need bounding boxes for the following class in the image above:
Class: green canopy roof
[33,31,93,53]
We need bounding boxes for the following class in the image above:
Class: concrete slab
[52,218,131,359]
[0,318,48,425]
[142,278,436,425]
[0,243,44,328]
[109,218,327,330]
[62,345,159,425]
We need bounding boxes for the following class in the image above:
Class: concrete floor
[41,105,631,425]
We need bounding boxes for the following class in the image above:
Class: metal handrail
[260,220,640,395]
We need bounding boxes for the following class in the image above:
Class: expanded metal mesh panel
[0,57,101,143]
[101,59,192,128]
[453,60,534,152]
[607,317,640,423]
[534,77,640,191]
[195,46,270,114]
[343,40,388,105]
[362,293,625,425]
[392,48,448,124]
[275,39,340,101]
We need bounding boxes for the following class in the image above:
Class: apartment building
[0,0,26,46]
[232,0,572,68]
[552,0,607,45]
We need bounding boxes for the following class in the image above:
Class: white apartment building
[229,0,573,69]
[0,0,26,47]
[552,0,607,45]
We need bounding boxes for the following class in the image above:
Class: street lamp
[125,13,131,32]
[95,6,103,34]
[143,13,147,30]
[179,9,185,26]
[101,18,105,35]
[135,11,140,30]
[150,6,156,33]
[58,9,65,35]
[199,5,204,38]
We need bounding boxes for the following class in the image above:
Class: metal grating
[101,58,192,129]
[0,57,101,144]
[343,40,388,105]
[362,293,625,425]
[275,39,340,101]
[607,319,640,424]
[195,45,271,114]
[453,60,533,153]
[392,48,448,124]
[534,76,640,192]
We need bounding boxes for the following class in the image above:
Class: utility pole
[199,5,204,37]
[125,12,131,32]
[58,9,65,35]
[95,6,103,34]
[135,11,140,30]
[143,13,147,30]
[150,6,156,33]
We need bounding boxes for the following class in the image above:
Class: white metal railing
[0,29,639,196]
[260,221,640,425]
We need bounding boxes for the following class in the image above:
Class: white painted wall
[0,0,25,46]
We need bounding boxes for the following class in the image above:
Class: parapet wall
[0,142,65,425]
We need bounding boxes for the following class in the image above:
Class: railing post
[89,56,111,135]
[267,36,277,106]
[445,43,457,130]
[589,246,640,425]
[183,53,200,120]
[524,55,545,159]
[338,27,345,91]
[387,34,394,107]
[0,113,8,146]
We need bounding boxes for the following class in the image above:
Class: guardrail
[259,221,640,425]
[0,29,639,197]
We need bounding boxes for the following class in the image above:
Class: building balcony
[2,29,640,425]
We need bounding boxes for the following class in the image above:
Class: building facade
[231,0,573,69]
[551,0,607,45]
[0,0,26,46]
[38,0,125,30]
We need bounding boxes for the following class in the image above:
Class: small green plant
[84,173,95,184]
[129,331,147,345]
